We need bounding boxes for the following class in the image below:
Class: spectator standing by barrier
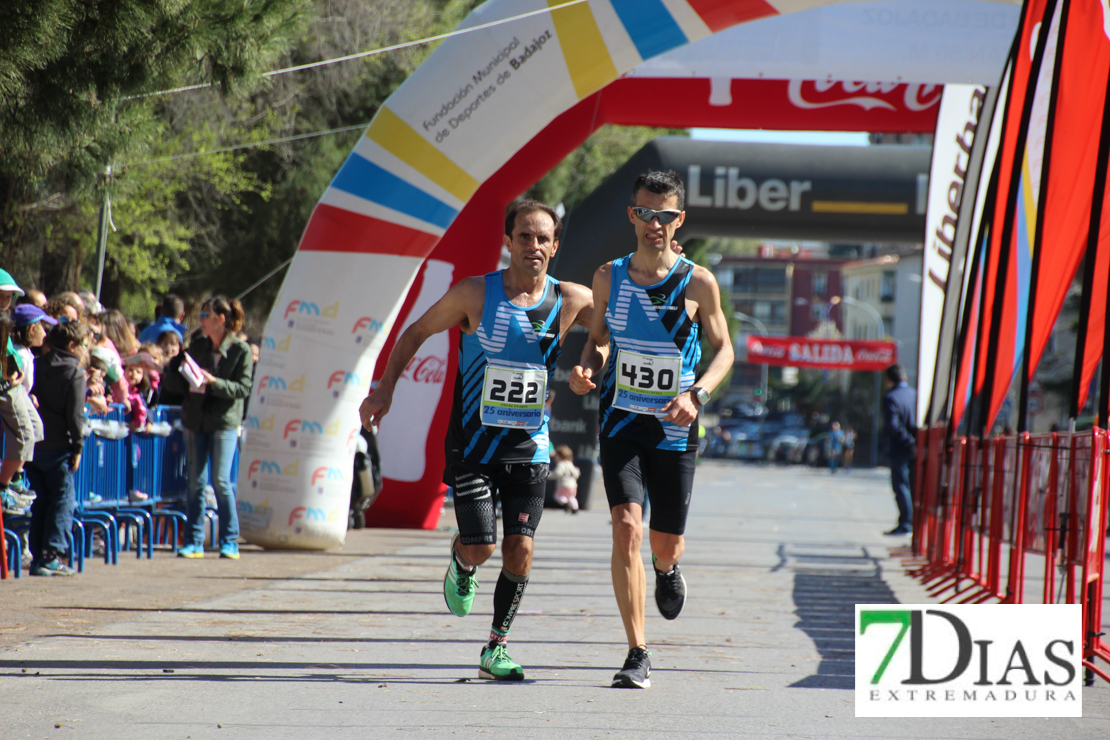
[25,289,48,309]
[827,421,844,474]
[843,426,855,472]
[156,331,185,406]
[882,364,917,536]
[43,292,82,323]
[162,296,251,560]
[139,295,186,344]
[26,321,88,576]
[94,310,139,410]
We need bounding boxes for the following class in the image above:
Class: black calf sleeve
[489,567,529,643]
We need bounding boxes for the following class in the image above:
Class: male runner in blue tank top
[570,170,733,688]
[360,200,593,681]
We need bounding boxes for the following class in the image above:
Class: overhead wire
[118,123,368,167]
[118,1,590,166]
[127,1,588,100]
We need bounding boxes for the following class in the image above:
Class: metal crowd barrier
[911,426,1110,684]
[1,404,202,578]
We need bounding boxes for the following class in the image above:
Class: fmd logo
[283,418,340,447]
[246,458,300,487]
[262,335,291,352]
[327,370,371,397]
[288,505,341,528]
[284,299,340,320]
[311,465,345,487]
[855,604,1080,717]
[246,414,275,431]
[352,316,384,344]
[259,374,304,392]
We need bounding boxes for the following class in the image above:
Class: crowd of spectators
[0,268,259,576]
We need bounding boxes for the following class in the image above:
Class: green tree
[1,0,313,312]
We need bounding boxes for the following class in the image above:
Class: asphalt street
[1,461,1107,739]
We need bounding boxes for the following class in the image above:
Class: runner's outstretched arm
[660,265,734,426]
[360,278,481,429]
[570,264,611,395]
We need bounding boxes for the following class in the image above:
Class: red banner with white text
[746,336,897,371]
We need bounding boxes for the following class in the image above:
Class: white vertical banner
[918,83,988,423]
[236,250,421,550]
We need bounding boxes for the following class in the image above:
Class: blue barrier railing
[5,404,247,576]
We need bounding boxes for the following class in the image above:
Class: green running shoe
[443,533,477,617]
[479,643,524,681]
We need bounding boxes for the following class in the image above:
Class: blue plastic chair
[127,407,187,553]
[83,406,153,559]
[4,528,21,578]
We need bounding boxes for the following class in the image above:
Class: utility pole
[95,166,112,300]
[734,312,769,407]
[832,295,886,467]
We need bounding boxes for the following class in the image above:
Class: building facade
[839,251,923,387]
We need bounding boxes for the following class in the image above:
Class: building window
[883,317,894,338]
[811,302,826,321]
[881,271,895,302]
[812,272,827,297]
[733,266,787,294]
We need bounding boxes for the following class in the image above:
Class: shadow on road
[784,545,900,690]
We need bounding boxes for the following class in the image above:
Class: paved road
[1,462,1107,738]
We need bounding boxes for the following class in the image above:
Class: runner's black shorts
[444,458,548,546]
[600,436,696,536]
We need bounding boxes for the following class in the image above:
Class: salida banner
[747,336,897,372]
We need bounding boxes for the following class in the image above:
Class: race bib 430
[613,349,680,416]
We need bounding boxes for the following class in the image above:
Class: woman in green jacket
[163,296,252,559]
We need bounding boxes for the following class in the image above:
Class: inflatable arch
[238,0,1021,548]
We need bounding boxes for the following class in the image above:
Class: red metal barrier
[912,426,1110,683]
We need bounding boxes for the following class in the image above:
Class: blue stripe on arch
[610,0,688,61]
[330,153,458,230]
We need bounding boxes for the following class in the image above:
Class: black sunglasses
[631,206,682,225]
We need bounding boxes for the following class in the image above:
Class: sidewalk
[1,461,1107,738]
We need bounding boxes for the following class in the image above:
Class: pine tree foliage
[1,0,678,330]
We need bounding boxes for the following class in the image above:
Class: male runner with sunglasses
[361,200,593,681]
[570,170,733,688]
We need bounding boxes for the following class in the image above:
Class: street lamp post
[734,312,768,406]
[831,295,885,468]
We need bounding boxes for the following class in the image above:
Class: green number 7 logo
[860,610,911,684]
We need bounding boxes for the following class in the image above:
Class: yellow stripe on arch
[366,106,480,203]
[548,0,619,100]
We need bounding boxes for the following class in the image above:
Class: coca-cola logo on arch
[787,80,941,113]
[402,355,448,384]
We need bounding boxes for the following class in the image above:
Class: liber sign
[747,336,897,372]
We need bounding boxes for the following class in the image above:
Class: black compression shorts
[445,459,548,545]
[600,436,696,536]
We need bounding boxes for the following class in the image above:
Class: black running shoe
[612,647,651,688]
[654,563,686,620]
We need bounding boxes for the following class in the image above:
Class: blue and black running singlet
[599,255,701,452]
[445,271,563,466]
